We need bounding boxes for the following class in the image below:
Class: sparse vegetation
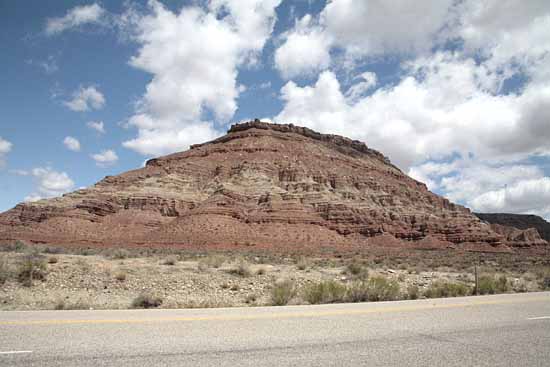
[163,255,178,266]
[0,246,547,311]
[345,281,370,303]
[131,293,163,309]
[477,275,509,295]
[0,256,9,285]
[227,260,252,277]
[114,271,127,282]
[17,254,47,287]
[200,254,227,269]
[424,281,471,298]
[406,284,419,300]
[271,280,296,306]
[363,276,400,302]
[303,280,347,304]
[346,261,369,280]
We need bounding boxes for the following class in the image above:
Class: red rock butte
[0,120,547,253]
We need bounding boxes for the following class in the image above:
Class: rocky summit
[0,121,546,253]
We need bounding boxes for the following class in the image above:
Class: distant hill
[475,213,550,241]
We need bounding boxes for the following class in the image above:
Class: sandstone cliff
[0,120,544,253]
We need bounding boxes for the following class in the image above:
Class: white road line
[0,351,33,355]
[527,316,550,320]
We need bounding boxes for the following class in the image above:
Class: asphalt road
[0,292,549,366]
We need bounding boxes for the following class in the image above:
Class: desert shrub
[534,267,550,290]
[200,255,226,269]
[43,246,64,254]
[104,248,130,260]
[114,271,127,282]
[227,260,252,277]
[477,275,509,295]
[346,261,369,280]
[345,281,369,303]
[407,285,419,300]
[245,294,258,304]
[0,256,9,285]
[131,293,163,309]
[17,254,47,287]
[0,240,29,253]
[424,281,471,298]
[296,257,309,271]
[303,280,347,304]
[271,280,296,306]
[54,298,90,310]
[48,256,58,264]
[365,276,400,302]
[163,255,178,266]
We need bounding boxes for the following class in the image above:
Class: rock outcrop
[475,213,550,242]
[0,120,544,253]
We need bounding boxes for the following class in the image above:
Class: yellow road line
[0,296,548,326]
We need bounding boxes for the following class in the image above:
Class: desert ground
[1,242,549,311]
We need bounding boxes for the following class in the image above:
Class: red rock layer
[0,120,536,253]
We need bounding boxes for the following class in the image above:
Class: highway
[0,292,549,366]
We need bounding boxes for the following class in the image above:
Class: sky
[1,0,550,219]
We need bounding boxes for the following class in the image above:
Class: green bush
[271,280,297,306]
[17,255,47,287]
[477,275,509,295]
[303,280,347,304]
[364,276,400,302]
[131,293,163,309]
[424,281,471,298]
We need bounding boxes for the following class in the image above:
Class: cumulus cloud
[409,158,550,219]
[45,3,106,35]
[0,137,12,168]
[121,0,281,156]
[87,121,105,134]
[275,14,332,79]
[19,167,75,202]
[274,0,453,76]
[91,149,118,167]
[64,86,105,112]
[63,136,81,152]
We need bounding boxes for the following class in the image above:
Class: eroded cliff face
[0,121,542,252]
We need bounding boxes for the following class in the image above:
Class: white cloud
[91,149,118,167]
[121,0,281,156]
[87,121,105,134]
[273,0,454,77]
[275,51,550,170]
[275,14,332,79]
[20,167,75,202]
[63,136,81,152]
[0,137,12,168]
[64,86,105,112]
[321,0,453,57]
[45,3,106,35]
[471,178,550,219]
[345,71,377,103]
[409,158,550,219]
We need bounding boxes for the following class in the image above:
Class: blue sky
[1,0,550,219]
